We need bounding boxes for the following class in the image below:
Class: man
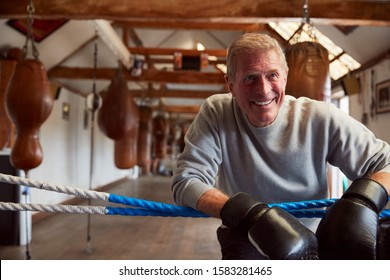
[171,33,390,259]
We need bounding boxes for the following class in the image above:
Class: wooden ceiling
[1,0,389,26]
[1,0,390,110]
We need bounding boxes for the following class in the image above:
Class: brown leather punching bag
[137,105,153,174]
[5,58,54,172]
[152,113,169,159]
[286,41,330,101]
[98,68,139,141]
[114,134,138,169]
[0,48,23,149]
[97,68,139,169]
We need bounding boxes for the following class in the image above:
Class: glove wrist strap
[343,178,388,213]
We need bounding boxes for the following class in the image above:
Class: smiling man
[226,37,287,128]
[171,33,390,260]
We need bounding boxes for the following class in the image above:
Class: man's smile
[252,98,275,107]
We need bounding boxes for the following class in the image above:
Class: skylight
[268,22,361,81]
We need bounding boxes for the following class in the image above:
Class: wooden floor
[0,175,222,260]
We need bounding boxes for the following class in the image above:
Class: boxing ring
[0,172,389,219]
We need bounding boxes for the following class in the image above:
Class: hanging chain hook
[85,30,101,113]
[91,30,101,112]
[23,0,40,60]
[302,0,316,41]
[302,0,310,25]
[85,29,100,254]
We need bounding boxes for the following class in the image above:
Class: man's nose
[255,77,271,95]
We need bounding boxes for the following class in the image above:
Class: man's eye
[268,72,279,80]
[244,75,256,82]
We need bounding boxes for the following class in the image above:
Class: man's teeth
[254,100,273,106]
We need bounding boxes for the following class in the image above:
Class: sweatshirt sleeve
[171,98,223,208]
[326,103,390,179]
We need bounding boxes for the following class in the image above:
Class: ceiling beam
[113,20,267,32]
[153,104,201,114]
[48,67,226,85]
[146,57,226,65]
[132,88,226,99]
[1,0,389,26]
[128,47,226,57]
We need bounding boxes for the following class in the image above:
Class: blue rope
[2,173,388,219]
[268,198,337,210]
[108,194,200,215]
[106,207,208,217]
[105,195,390,219]
[105,207,390,219]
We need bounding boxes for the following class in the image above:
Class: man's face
[226,50,288,127]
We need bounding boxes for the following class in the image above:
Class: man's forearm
[369,171,390,195]
[196,188,230,218]
[195,172,390,219]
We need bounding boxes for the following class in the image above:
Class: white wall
[348,58,390,144]
[26,88,136,207]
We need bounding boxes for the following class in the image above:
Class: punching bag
[286,41,330,101]
[98,68,139,141]
[137,105,153,174]
[5,58,54,172]
[152,113,169,159]
[114,135,138,169]
[97,67,139,169]
[0,48,23,149]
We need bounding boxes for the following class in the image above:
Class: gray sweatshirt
[171,94,390,212]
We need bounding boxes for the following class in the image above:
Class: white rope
[0,173,109,201]
[0,202,108,215]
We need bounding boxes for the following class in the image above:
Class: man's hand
[220,192,318,260]
[316,178,388,259]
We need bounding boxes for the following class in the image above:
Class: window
[268,22,361,81]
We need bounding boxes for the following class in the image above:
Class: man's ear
[224,75,234,95]
[283,69,289,86]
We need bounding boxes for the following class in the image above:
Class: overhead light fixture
[90,19,132,70]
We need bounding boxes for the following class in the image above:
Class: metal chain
[302,0,310,25]
[22,0,39,59]
[92,35,98,107]
[302,0,316,41]
[85,32,101,113]
[85,33,99,253]
[290,0,316,44]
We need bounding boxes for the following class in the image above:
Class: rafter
[131,88,226,99]
[48,67,226,85]
[128,47,226,57]
[1,0,389,26]
[113,20,267,32]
